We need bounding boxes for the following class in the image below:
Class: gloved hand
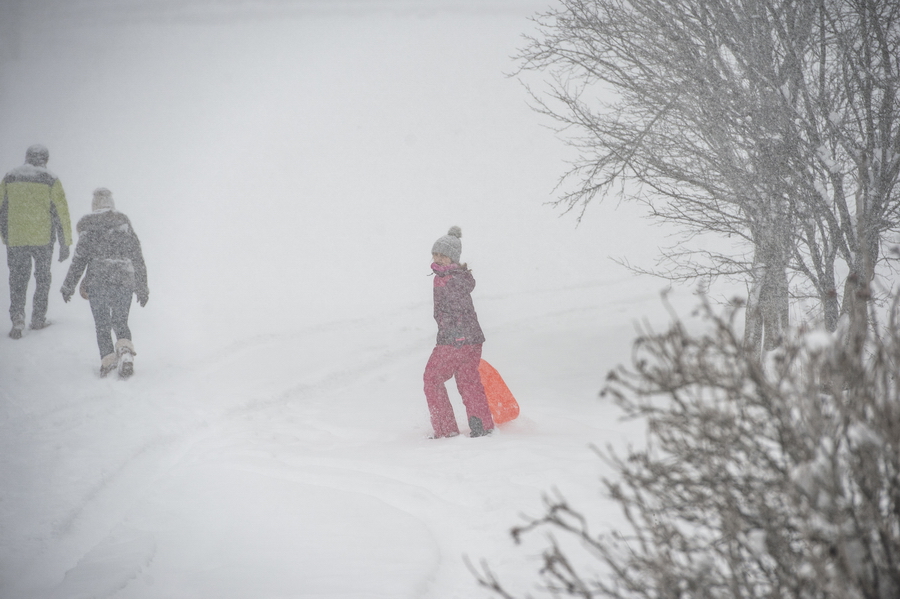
[58,245,70,262]
[137,289,149,307]
[61,286,73,303]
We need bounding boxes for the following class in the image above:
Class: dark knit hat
[25,144,49,167]
[431,226,462,263]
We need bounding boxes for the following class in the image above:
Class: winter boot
[468,416,493,438]
[8,316,25,340]
[30,319,51,330]
[100,353,118,378]
[116,339,136,378]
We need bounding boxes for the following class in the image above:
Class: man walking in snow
[0,145,73,339]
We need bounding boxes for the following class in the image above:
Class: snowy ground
[0,1,733,597]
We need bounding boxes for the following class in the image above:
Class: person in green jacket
[0,145,73,338]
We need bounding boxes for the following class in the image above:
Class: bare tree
[472,293,900,598]
[517,0,900,352]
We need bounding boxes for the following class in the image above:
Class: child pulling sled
[423,226,494,438]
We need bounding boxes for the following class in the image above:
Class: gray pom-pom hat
[92,187,116,212]
[431,226,462,263]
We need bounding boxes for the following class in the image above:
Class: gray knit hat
[92,187,116,212]
[431,226,462,263]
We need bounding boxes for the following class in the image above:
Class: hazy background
[0,2,717,598]
[0,0,679,360]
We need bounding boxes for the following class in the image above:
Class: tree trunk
[842,193,877,354]
[745,206,791,356]
[820,276,841,333]
[745,252,790,356]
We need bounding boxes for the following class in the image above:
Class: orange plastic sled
[479,359,520,424]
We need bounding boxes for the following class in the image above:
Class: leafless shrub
[473,295,900,598]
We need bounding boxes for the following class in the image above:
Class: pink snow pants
[423,343,494,437]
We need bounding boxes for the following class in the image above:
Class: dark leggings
[88,285,132,357]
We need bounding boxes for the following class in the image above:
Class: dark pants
[88,285,132,358]
[7,244,53,326]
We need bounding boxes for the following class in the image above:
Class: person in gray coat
[61,188,148,377]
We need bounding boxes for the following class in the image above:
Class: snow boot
[116,339,136,378]
[469,416,493,438]
[8,316,25,339]
[30,319,51,330]
[100,353,118,378]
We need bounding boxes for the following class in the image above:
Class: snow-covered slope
[0,2,715,597]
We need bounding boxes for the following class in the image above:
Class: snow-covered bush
[474,296,900,598]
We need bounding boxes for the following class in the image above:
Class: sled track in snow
[3,306,434,593]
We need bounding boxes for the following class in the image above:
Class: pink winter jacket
[432,263,485,347]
